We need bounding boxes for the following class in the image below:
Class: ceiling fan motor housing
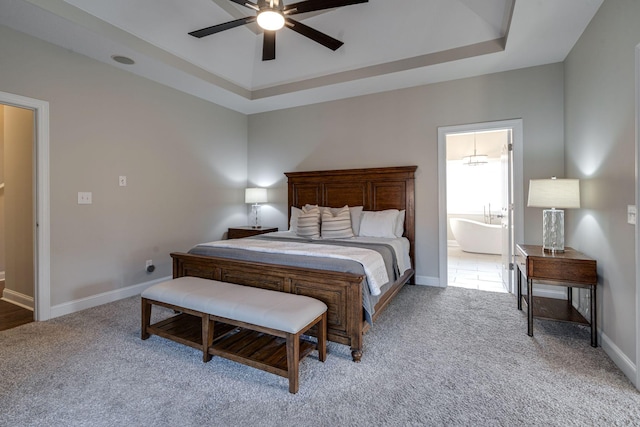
[257,0,285,31]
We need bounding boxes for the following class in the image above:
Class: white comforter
[199,238,389,296]
[265,231,412,275]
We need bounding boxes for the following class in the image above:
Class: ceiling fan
[189,0,368,61]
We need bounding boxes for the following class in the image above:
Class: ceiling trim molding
[501,0,516,48]
[252,37,507,100]
[24,0,512,103]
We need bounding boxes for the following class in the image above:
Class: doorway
[0,104,35,326]
[634,43,640,390]
[438,120,524,293]
[0,90,50,321]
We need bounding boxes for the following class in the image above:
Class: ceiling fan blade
[189,16,256,38]
[262,31,276,61]
[285,18,343,51]
[284,0,367,15]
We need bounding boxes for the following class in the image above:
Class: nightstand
[227,226,278,239]
[515,244,598,347]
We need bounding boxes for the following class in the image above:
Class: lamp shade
[245,187,267,204]
[527,178,580,209]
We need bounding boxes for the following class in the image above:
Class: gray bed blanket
[187,235,400,323]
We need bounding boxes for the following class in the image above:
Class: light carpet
[1,286,638,426]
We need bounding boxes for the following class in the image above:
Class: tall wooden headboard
[285,166,417,263]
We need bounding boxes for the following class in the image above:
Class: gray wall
[248,63,565,283]
[0,25,249,306]
[565,0,640,367]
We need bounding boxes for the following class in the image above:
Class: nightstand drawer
[516,244,597,286]
[528,258,597,284]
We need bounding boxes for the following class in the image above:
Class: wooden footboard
[171,252,414,361]
[172,252,367,361]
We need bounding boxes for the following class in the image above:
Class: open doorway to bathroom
[438,120,524,293]
[446,130,509,292]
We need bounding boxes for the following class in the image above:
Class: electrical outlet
[77,192,92,204]
[119,176,127,187]
[145,260,153,269]
[627,205,636,225]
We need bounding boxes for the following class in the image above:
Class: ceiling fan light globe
[257,11,285,31]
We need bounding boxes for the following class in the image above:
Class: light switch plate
[627,205,636,225]
[78,192,92,205]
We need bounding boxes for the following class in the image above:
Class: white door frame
[0,90,50,321]
[438,119,524,288]
[634,43,640,390]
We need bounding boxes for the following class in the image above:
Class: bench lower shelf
[148,313,316,377]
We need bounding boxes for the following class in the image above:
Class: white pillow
[321,206,354,239]
[395,210,406,237]
[358,210,400,238]
[289,206,302,231]
[296,205,320,238]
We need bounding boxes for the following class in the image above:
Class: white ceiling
[0,0,603,114]
[446,129,509,161]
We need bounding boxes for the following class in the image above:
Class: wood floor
[0,299,33,331]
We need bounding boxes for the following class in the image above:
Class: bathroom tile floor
[447,244,507,293]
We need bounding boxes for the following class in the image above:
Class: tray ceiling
[0,0,603,113]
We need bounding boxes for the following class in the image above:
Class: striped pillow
[296,205,321,238]
[321,205,354,239]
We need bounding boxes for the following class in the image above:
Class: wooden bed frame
[171,165,417,362]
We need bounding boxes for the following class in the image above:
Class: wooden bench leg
[317,313,327,362]
[202,315,214,363]
[141,298,151,340]
[286,332,300,394]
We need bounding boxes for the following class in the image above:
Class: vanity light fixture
[462,133,488,166]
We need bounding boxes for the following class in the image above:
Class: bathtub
[449,218,502,255]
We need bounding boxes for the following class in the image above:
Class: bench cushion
[141,277,327,334]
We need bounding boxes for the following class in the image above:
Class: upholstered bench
[141,276,327,393]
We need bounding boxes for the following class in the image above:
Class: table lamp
[527,177,580,253]
[245,187,268,228]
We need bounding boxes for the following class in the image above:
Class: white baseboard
[600,329,637,387]
[50,275,172,319]
[1,289,34,311]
